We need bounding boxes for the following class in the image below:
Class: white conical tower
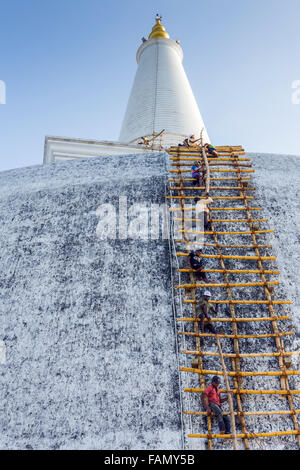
[119,16,210,147]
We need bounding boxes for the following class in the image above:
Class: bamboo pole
[170,207,262,211]
[179,229,273,235]
[178,331,294,339]
[182,350,300,358]
[180,366,299,377]
[174,218,267,222]
[188,430,300,439]
[184,300,292,305]
[184,410,300,416]
[169,157,251,162]
[174,281,279,289]
[167,195,254,200]
[178,269,280,274]
[169,186,255,191]
[175,242,272,249]
[171,162,252,168]
[184,388,300,395]
[177,316,290,322]
[215,335,237,450]
[170,168,254,173]
[176,253,276,260]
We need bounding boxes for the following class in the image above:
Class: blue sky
[0,0,300,172]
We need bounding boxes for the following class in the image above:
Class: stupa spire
[148,15,170,40]
[119,17,210,147]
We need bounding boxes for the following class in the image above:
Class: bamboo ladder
[167,144,300,450]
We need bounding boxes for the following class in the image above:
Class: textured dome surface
[0,152,182,449]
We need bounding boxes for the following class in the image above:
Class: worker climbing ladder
[167,143,300,450]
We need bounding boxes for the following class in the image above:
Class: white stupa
[44,16,209,163]
[119,15,210,147]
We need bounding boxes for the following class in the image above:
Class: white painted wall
[43,136,158,164]
[119,38,210,146]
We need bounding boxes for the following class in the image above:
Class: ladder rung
[176,253,276,260]
[169,207,262,211]
[166,195,254,200]
[177,269,279,274]
[169,186,256,191]
[180,366,298,377]
[174,242,272,249]
[177,316,289,322]
[182,350,300,358]
[184,388,300,395]
[184,300,292,305]
[174,281,279,290]
[178,331,294,339]
[187,430,300,439]
[169,168,254,173]
[179,229,273,235]
[184,410,300,416]
[174,218,268,223]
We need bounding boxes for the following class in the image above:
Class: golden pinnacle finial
[148,14,170,40]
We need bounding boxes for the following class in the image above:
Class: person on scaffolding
[201,376,231,435]
[187,249,209,283]
[194,196,213,232]
[204,143,218,158]
[138,136,150,147]
[180,134,200,148]
[191,161,203,187]
[197,290,218,334]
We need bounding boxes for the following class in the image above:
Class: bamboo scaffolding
[233,157,300,445]
[207,205,251,446]
[167,146,300,450]
[173,147,214,449]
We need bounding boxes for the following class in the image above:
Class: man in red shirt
[201,376,231,434]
